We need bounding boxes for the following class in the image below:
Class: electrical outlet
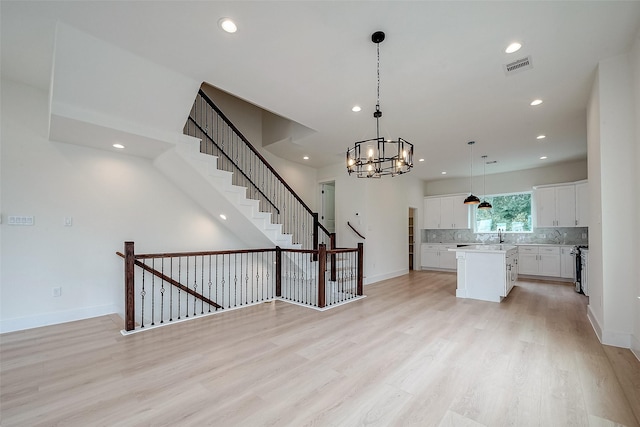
[64,217,73,226]
[582,233,587,239]
[52,287,61,297]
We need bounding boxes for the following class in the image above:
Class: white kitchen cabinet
[423,195,469,229]
[534,185,576,227]
[517,245,561,277]
[452,245,518,302]
[421,244,456,270]
[518,246,539,275]
[424,198,441,229]
[505,250,519,296]
[575,181,589,227]
[560,246,574,279]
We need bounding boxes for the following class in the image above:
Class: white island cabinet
[450,245,518,303]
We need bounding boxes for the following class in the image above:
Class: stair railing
[184,89,333,251]
[119,242,363,332]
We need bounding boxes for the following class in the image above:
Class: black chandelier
[346,31,413,178]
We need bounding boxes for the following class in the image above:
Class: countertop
[448,244,518,253]
[425,242,578,247]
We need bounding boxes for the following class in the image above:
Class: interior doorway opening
[409,207,416,270]
[320,181,336,234]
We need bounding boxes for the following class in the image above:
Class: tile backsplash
[422,227,588,246]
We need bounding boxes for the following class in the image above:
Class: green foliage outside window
[475,192,532,232]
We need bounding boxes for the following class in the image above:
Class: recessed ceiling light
[113,143,125,149]
[418,158,425,162]
[536,135,546,140]
[441,171,447,175]
[219,18,237,33]
[303,156,309,160]
[530,99,543,106]
[505,42,522,54]
[539,156,547,160]
[352,106,361,112]
[219,214,227,220]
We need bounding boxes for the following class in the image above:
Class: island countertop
[448,244,517,253]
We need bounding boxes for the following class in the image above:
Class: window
[474,192,532,233]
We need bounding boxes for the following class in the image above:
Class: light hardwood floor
[2,271,639,426]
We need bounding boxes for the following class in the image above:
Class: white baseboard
[364,268,408,286]
[631,334,640,362]
[587,304,632,349]
[587,304,603,342]
[0,304,120,334]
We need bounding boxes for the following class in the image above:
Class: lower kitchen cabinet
[560,246,574,279]
[421,244,456,270]
[517,245,561,277]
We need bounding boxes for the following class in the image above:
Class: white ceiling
[2,1,639,181]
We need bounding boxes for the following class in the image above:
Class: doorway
[320,181,336,233]
[409,207,416,270]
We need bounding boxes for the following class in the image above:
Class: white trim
[0,304,120,334]
[588,304,633,349]
[121,295,366,335]
[587,304,603,341]
[364,268,408,285]
[631,334,640,362]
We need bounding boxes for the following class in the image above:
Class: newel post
[312,213,319,261]
[124,241,135,331]
[275,246,282,297]
[318,244,326,308]
[330,233,337,282]
[357,243,364,296]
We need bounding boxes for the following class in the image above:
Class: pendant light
[478,155,492,210]
[346,31,414,178]
[463,141,480,204]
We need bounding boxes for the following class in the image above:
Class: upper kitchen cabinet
[575,181,589,227]
[534,184,576,227]
[424,195,469,229]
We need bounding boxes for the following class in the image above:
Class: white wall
[587,69,605,337]
[631,29,640,359]
[587,51,638,349]
[0,79,247,333]
[424,159,588,196]
[318,162,424,284]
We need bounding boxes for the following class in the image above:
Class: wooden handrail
[347,221,366,239]
[198,90,318,219]
[130,247,276,259]
[188,117,280,215]
[116,251,222,309]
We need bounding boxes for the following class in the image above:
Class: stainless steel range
[570,245,589,295]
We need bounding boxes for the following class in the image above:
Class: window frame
[472,190,533,234]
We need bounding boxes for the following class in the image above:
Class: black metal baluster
[140,260,146,328]
[151,258,155,325]
[221,254,225,309]
[160,258,165,323]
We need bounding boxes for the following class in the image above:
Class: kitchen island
[449,245,518,303]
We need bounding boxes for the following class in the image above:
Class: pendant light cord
[375,41,381,141]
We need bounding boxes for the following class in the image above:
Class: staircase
[154,134,299,249]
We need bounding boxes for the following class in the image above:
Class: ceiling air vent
[503,55,533,76]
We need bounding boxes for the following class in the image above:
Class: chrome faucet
[498,228,505,243]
